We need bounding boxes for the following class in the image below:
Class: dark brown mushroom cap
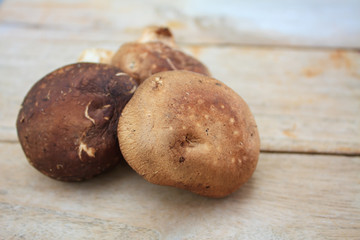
[17,63,137,181]
[118,70,260,198]
[111,41,211,84]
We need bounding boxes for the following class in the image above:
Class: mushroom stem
[137,26,177,48]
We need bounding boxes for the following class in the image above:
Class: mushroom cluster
[17,26,260,198]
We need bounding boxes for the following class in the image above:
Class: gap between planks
[3,139,359,157]
[260,149,360,157]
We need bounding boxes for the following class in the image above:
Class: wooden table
[1,0,359,239]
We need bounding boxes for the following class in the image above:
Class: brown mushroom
[117,70,260,198]
[16,63,137,181]
[111,26,211,84]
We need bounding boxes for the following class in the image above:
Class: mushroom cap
[111,42,211,84]
[17,63,137,181]
[118,70,260,198]
[111,26,210,84]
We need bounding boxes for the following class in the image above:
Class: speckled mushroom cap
[118,70,260,198]
[17,63,137,181]
[111,26,211,84]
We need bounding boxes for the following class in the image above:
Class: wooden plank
[0,38,359,154]
[0,143,359,239]
[202,47,360,155]
[0,203,160,239]
[1,0,360,48]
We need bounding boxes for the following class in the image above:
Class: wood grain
[0,0,359,48]
[1,39,359,154]
[1,203,160,240]
[1,1,360,239]
[0,143,359,239]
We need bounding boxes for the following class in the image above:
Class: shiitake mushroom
[111,26,211,84]
[117,71,260,198]
[16,63,137,181]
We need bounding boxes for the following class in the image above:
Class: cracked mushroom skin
[118,71,260,198]
[111,26,210,84]
[16,63,137,181]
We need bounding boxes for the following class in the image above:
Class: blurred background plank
[0,0,360,48]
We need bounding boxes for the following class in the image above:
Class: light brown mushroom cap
[118,70,260,198]
[111,26,210,84]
